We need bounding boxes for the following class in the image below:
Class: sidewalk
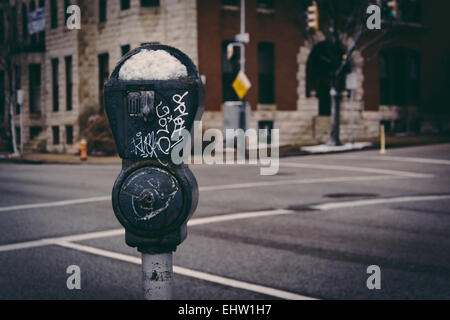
[280,134,450,157]
[1,135,449,164]
[0,153,121,165]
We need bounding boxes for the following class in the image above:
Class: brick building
[0,0,448,154]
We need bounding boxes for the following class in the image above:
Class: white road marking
[0,239,51,252]
[312,194,450,211]
[0,209,296,252]
[2,193,450,253]
[339,155,450,166]
[197,175,407,192]
[280,162,434,178]
[0,196,110,213]
[0,175,414,213]
[188,209,295,226]
[55,229,124,242]
[53,240,316,300]
[2,193,450,298]
[0,229,125,252]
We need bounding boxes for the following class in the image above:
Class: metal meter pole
[142,252,173,300]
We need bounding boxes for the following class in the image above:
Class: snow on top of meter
[118,49,188,81]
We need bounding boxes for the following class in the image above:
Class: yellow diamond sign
[232,71,252,100]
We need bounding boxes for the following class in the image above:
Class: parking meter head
[104,44,204,161]
[112,161,198,251]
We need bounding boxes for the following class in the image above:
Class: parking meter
[105,44,204,254]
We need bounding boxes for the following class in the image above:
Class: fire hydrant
[78,138,88,161]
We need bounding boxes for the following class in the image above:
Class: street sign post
[17,90,25,155]
[225,0,250,132]
[346,73,358,144]
[232,70,251,100]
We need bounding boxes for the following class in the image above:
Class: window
[12,6,18,39]
[121,0,130,10]
[65,56,72,111]
[141,0,160,7]
[0,9,4,44]
[99,0,107,22]
[257,0,274,10]
[16,127,21,145]
[15,65,21,90]
[0,71,4,122]
[121,44,131,57]
[380,48,420,107]
[30,126,42,140]
[37,0,46,43]
[258,42,275,104]
[52,58,59,112]
[258,121,273,143]
[51,0,58,28]
[29,64,41,114]
[66,125,73,145]
[98,53,109,109]
[64,0,71,23]
[52,126,60,145]
[222,41,240,102]
[221,0,239,6]
[22,3,28,41]
[400,0,421,23]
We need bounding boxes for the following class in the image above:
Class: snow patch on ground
[301,142,373,154]
[119,49,188,80]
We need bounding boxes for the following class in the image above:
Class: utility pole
[239,0,247,131]
[3,3,19,157]
[226,0,250,131]
[17,90,25,155]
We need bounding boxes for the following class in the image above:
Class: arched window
[306,41,350,116]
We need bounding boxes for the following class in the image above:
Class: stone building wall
[4,0,199,154]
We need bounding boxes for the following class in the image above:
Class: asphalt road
[1,143,450,300]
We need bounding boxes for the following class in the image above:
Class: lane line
[338,155,450,166]
[280,162,434,178]
[0,175,410,213]
[0,229,124,252]
[188,209,295,226]
[0,239,51,252]
[0,209,296,252]
[312,194,450,211]
[3,193,450,253]
[192,175,409,191]
[0,196,111,213]
[53,240,316,300]
[55,229,124,242]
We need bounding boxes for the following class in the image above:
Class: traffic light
[387,0,398,19]
[307,1,319,31]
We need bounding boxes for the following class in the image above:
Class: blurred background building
[0,0,449,154]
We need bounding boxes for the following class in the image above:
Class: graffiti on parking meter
[130,92,189,160]
[121,168,181,222]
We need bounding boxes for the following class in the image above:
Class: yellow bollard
[78,139,88,161]
[380,124,386,154]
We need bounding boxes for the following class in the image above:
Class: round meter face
[118,167,184,234]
